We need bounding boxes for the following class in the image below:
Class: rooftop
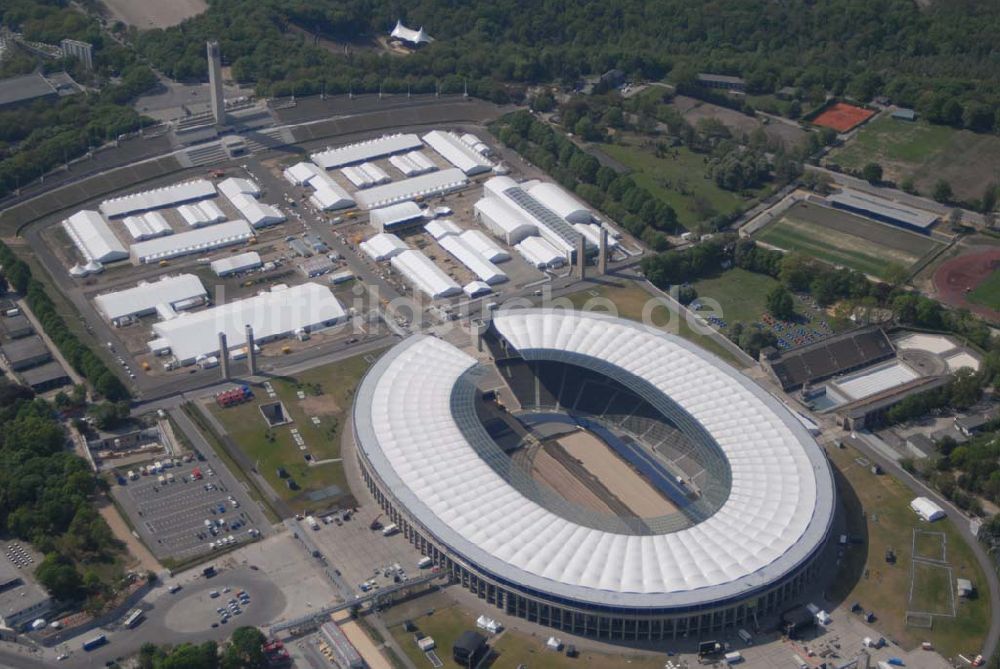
[0,73,57,107]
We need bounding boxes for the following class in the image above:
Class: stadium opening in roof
[352,310,835,641]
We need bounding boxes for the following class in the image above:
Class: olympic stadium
[352,310,836,640]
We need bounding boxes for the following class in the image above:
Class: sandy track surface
[532,447,614,515]
[98,500,162,573]
[559,431,675,517]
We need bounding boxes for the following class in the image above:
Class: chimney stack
[218,332,230,381]
[245,324,257,376]
[207,40,226,126]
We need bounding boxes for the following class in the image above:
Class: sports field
[830,115,1000,201]
[826,441,988,658]
[968,269,1000,311]
[601,137,765,228]
[756,201,943,278]
[811,102,875,133]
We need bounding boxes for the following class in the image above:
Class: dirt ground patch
[531,446,615,515]
[100,0,207,29]
[559,431,675,517]
[672,95,807,149]
[300,394,341,416]
[98,500,162,573]
[931,246,1000,322]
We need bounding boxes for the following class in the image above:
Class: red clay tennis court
[811,102,876,133]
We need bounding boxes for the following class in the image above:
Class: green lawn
[602,138,764,229]
[564,281,747,367]
[758,222,895,279]
[833,116,956,167]
[828,115,1000,201]
[386,600,664,669]
[826,443,989,658]
[967,269,1000,310]
[690,268,779,325]
[909,561,956,616]
[207,351,384,512]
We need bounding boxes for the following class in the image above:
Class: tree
[766,285,795,320]
[933,179,953,203]
[35,554,84,601]
[883,262,909,288]
[222,627,267,669]
[862,162,883,184]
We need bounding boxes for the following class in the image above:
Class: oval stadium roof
[354,310,835,609]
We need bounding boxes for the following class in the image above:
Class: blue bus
[82,634,107,651]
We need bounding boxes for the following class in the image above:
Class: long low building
[422,130,493,176]
[474,197,537,245]
[389,151,437,177]
[370,201,424,233]
[354,168,467,210]
[437,235,507,285]
[218,178,285,228]
[283,161,355,211]
[341,163,391,189]
[100,179,216,218]
[483,177,584,259]
[123,211,172,241]
[312,133,422,170]
[94,274,207,324]
[150,282,347,365]
[514,235,565,268]
[360,233,409,261]
[353,310,835,641]
[129,220,255,265]
[459,229,510,263]
[177,200,226,227]
[827,189,938,233]
[390,250,462,298]
[211,251,263,277]
[62,210,129,265]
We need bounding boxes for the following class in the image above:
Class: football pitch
[755,201,942,279]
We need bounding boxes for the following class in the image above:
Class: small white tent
[910,496,945,522]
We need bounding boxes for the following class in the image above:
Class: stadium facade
[352,310,835,640]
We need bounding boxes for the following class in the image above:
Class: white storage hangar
[177,200,226,227]
[129,220,254,265]
[62,210,128,264]
[94,274,207,324]
[438,235,508,285]
[360,233,409,261]
[312,133,422,170]
[283,161,355,211]
[390,250,462,298]
[370,201,424,233]
[459,229,510,262]
[151,282,347,365]
[515,236,565,268]
[464,280,492,298]
[573,222,617,249]
[389,151,437,177]
[354,168,468,210]
[424,219,462,240]
[527,181,594,225]
[100,180,216,218]
[123,211,172,241]
[352,310,835,640]
[341,163,391,189]
[473,197,537,245]
[218,178,285,228]
[484,176,583,258]
[422,130,493,176]
[211,251,262,277]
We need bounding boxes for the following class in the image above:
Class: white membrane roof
[94,274,206,322]
[354,310,834,609]
[312,134,422,170]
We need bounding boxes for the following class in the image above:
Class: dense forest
[135,0,1000,131]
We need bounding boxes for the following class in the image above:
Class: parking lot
[303,503,429,599]
[112,459,267,561]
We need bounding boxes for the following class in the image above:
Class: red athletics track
[932,247,1000,322]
